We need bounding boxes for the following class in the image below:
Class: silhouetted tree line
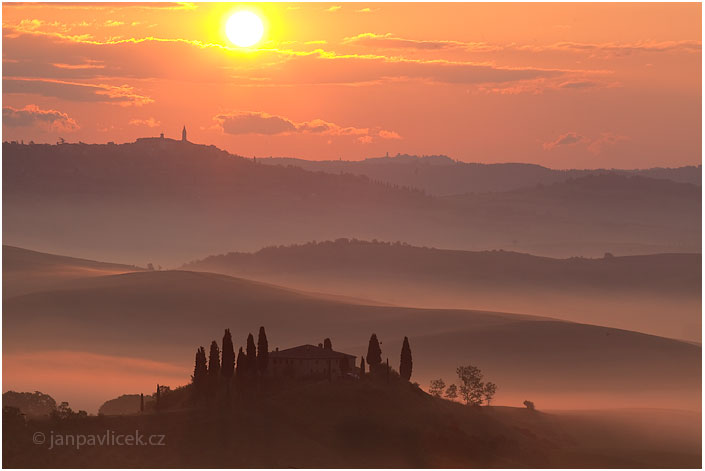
[186,327,418,408]
[191,326,271,405]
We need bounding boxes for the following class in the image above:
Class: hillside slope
[3,141,700,264]
[4,380,700,468]
[3,245,142,298]
[183,239,701,341]
[3,269,700,413]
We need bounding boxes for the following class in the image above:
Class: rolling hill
[183,239,702,342]
[3,245,143,298]
[3,248,700,413]
[3,141,700,265]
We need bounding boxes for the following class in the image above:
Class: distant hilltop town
[3,125,192,147]
[136,125,189,144]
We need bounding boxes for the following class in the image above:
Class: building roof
[270,344,356,360]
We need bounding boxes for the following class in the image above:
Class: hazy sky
[2,2,701,168]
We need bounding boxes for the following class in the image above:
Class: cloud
[356,8,377,13]
[129,117,161,128]
[325,6,341,12]
[550,40,701,55]
[52,60,105,70]
[343,33,468,50]
[3,77,153,106]
[543,132,585,150]
[378,129,402,139]
[215,112,297,135]
[543,131,629,153]
[2,26,579,90]
[2,104,78,131]
[587,132,629,154]
[342,33,701,57]
[214,111,401,142]
[557,80,599,89]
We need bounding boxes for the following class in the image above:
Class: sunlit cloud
[214,111,401,142]
[343,33,469,50]
[543,131,629,154]
[129,117,161,128]
[3,77,153,106]
[2,104,78,131]
[543,132,586,150]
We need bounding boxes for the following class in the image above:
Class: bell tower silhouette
[181,125,187,142]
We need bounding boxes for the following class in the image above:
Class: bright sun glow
[225,11,264,48]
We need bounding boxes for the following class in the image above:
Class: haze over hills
[2,247,700,413]
[3,245,143,298]
[259,154,702,195]
[3,141,700,265]
[183,239,702,342]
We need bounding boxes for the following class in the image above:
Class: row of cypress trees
[192,326,269,400]
[193,329,414,400]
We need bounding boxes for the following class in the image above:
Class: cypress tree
[208,340,221,377]
[192,346,207,400]
[246,333,257,377]
[366,334,382,371]
[323,338,332,350]
[400,336,413,381]
[236,347,246,380]
[257,326,269,374]
[221,329,235,396]
[140,393,144,413]
[360,356,366,377]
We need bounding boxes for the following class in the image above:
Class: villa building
[268,344,357,380]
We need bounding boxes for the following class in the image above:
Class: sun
[225,11,264,48]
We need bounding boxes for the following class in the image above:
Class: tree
[323,338,332,350]
[208,341,221,377]
[155,384,161,411]
[246,333,256,375]
[192,347,207,400]
[445,384,458,400]
[366,334,382,371]
[429,379,446,397]
[236,347,246,380]
[359,356,366,377]
[482,382,497,406]
[523,400,536,411]
[399,336,413,381]
[257,326,269,374]
[140,393,144,413]
[221,329,235,396]
[456,365,484,406]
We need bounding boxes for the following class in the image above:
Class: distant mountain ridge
[259,154,701,195]
[3,141,700,264]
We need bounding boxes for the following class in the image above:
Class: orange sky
[2,2,701,168]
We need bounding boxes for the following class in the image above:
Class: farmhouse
[268,344,357,379]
